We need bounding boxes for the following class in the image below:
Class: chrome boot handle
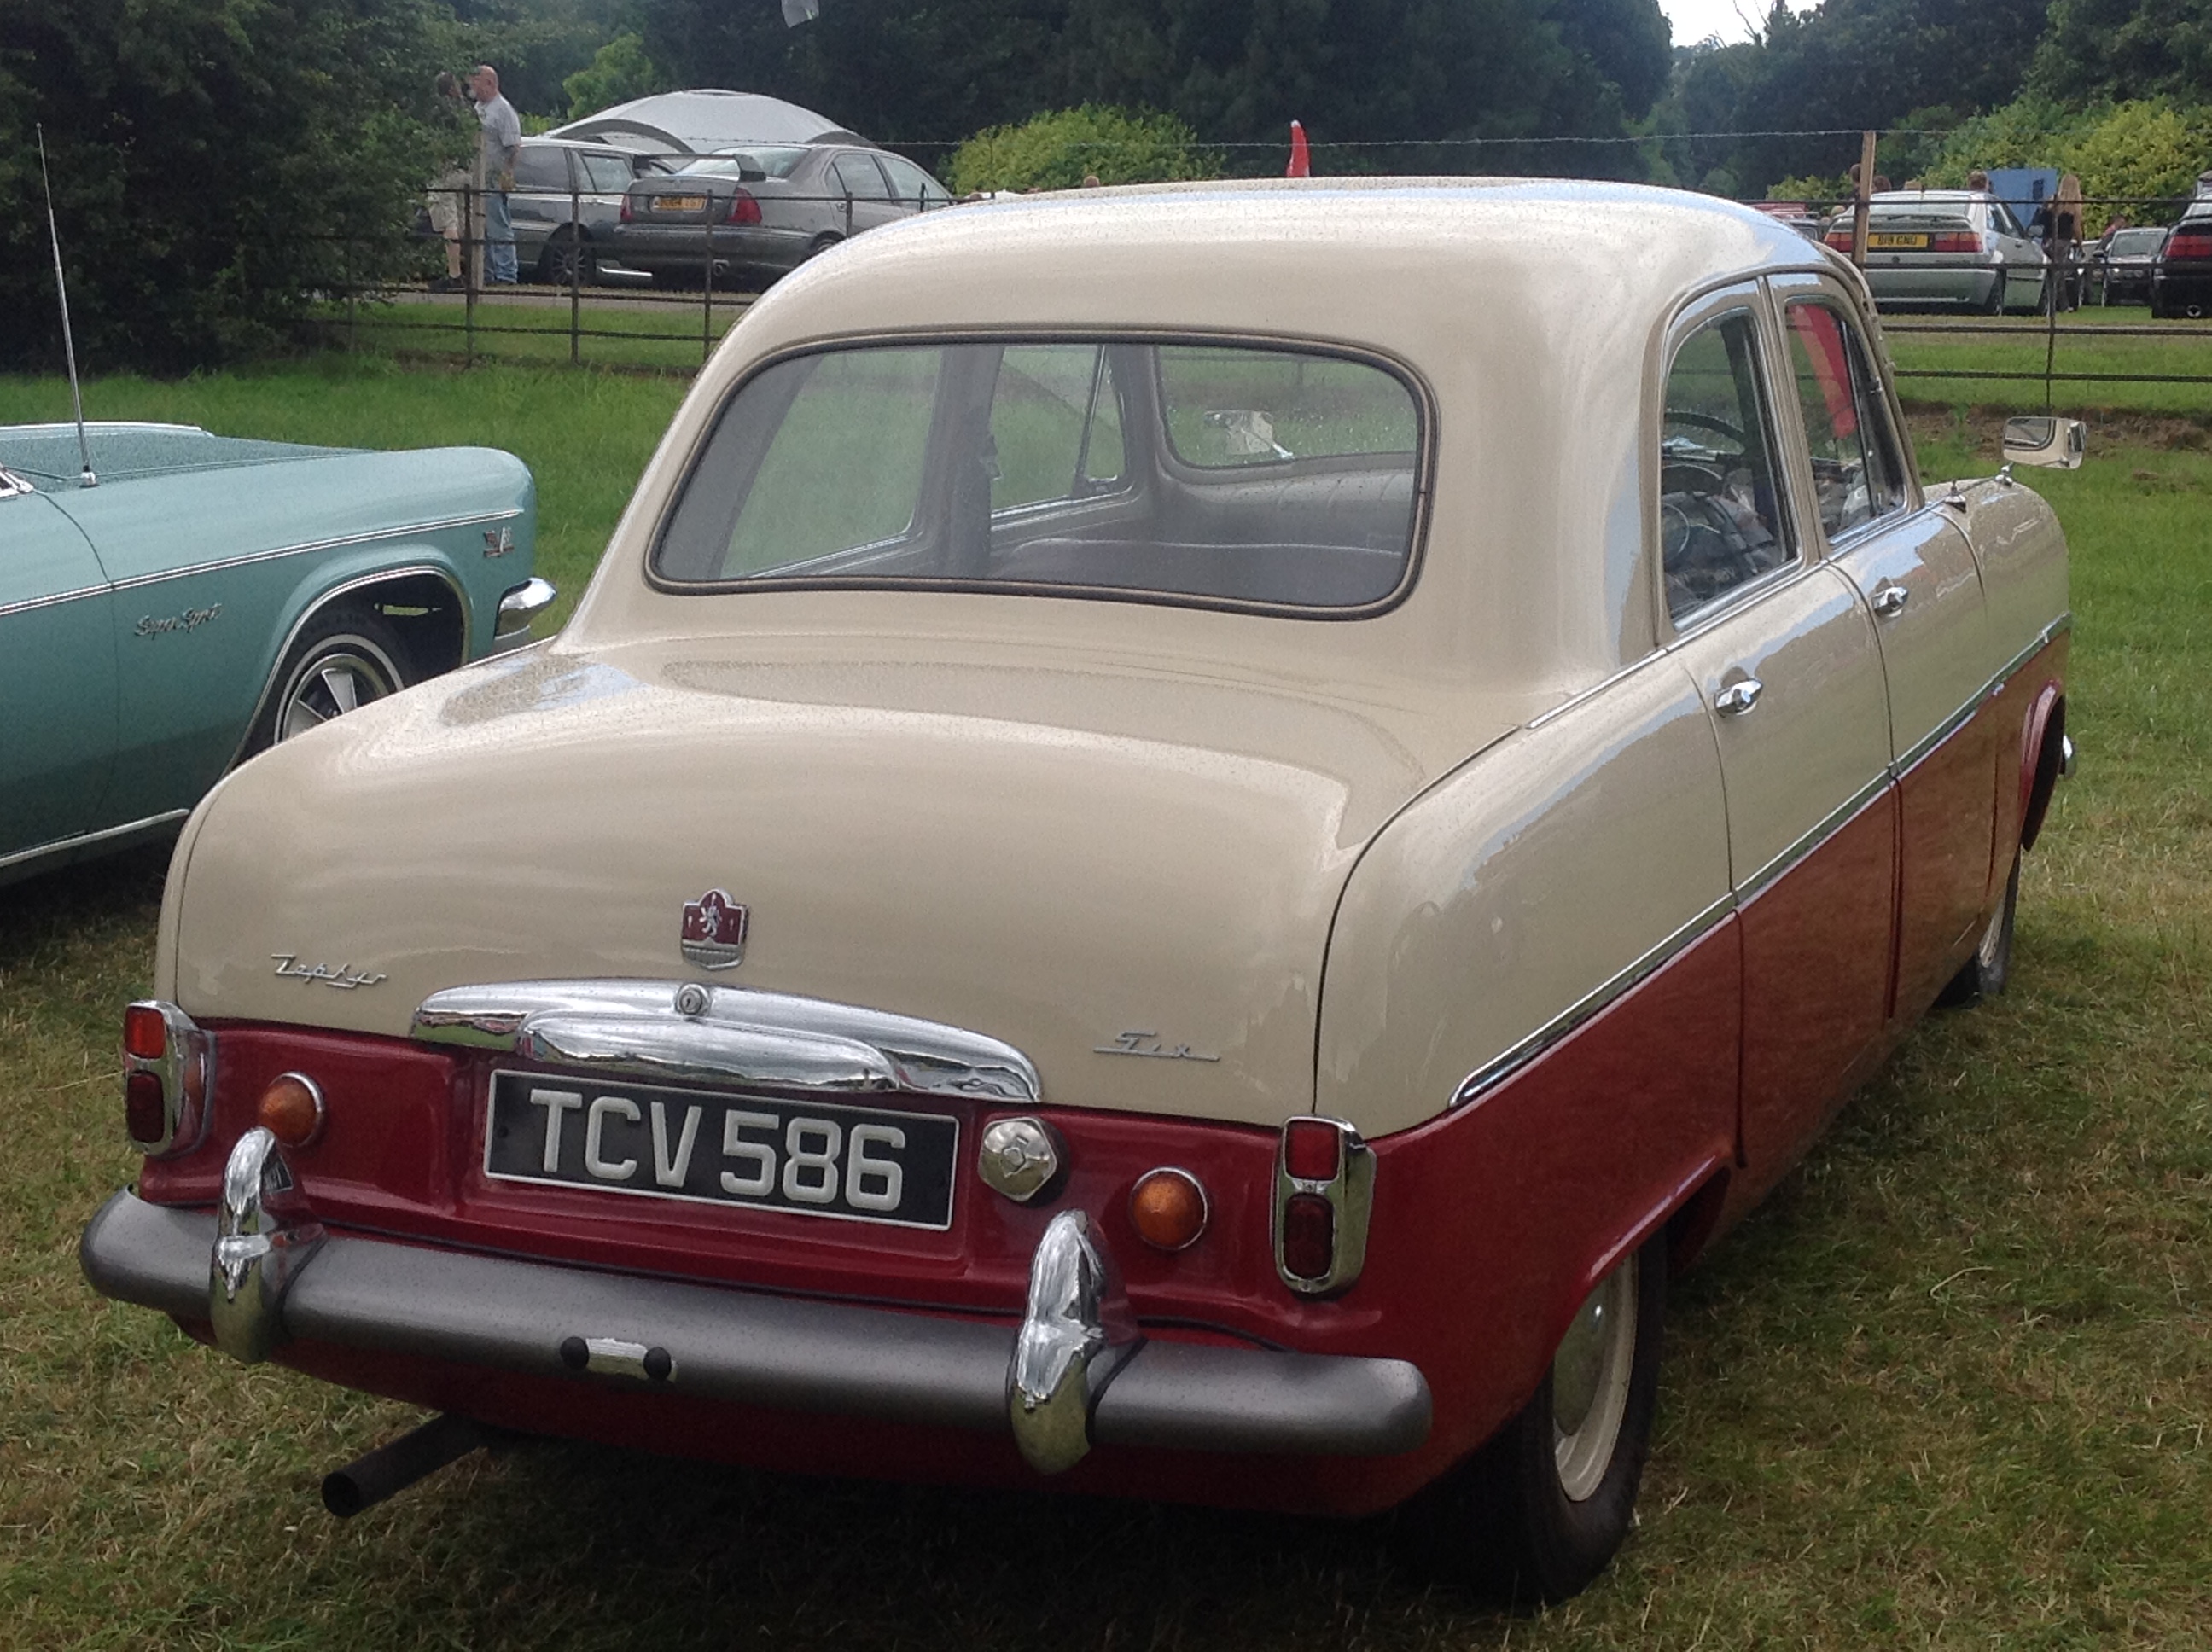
[1871,583,1910,617]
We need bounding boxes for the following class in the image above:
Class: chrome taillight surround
[123,999,214,1158]
[1272,1115,1375,1296]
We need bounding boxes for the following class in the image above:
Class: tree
[1650,0,2056,196]
[0,0,461,371]
[638,0,1675,181]
[564,32,671,119]
[2030,0,2212,106]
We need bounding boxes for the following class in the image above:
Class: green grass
[0,359,689,631]
[313,292,749,374]
[2,363,2209,1647]
[1885,308,2212,415]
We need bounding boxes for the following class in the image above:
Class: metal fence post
[570,185,583,367]
[1850,129,1874,267]
[464,182,478,369]
[346,236,358,354]
[703,233,715,364]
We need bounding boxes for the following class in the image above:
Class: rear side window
[653,340,1423,612]
[1659,311,1793,622]
[513,147,569,191]
[833,154,892,200]
[880,154,952,207]
[1784,301,1906,538]
[580,153,633,193]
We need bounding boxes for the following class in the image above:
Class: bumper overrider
[83,1133,1431,1474]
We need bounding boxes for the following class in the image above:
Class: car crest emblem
[482,524,515,558]
[679,889,748,969]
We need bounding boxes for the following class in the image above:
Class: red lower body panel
[137,916,1741,1517]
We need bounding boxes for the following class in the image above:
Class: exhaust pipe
[322,1413,488,1518]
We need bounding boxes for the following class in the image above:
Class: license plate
[1867,232,1930,249]
[657,195,708,212]
[483,1069,958,1230]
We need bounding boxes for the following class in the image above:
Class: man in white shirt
[468,64,521,284]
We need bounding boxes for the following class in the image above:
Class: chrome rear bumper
[81,1184,1431,1465]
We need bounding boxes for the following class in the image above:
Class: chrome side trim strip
[1897,692,1982,773]
[414,979,1044,1105]
[1896,614,2072,776]
[0,808,189,874]
[0,580,109,621]
[105,509,523,596]
[1451,892,1738,1110]
[1738,771,1893,903]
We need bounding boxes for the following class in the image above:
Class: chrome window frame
[1650,280,1807,642]
[1764,271,1921,557]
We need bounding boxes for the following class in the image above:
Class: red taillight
[1824,228,1855,251]
[123,1003,166,1061]
[619,197,632,224]
[1281,1193,1335,1279]
[726,189,761,225]
[2168,230,2212,260]
[1931,230,1981,253]
[1284,1117,1341,1182]
[125,1071,166,1143]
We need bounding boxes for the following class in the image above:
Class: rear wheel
[537,228,596,287]
[806,232,843,260]
[246,606,412,757]
[1402,1236,1666,1603]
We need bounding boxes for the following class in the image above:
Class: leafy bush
[563,32,668,122]
[946,106,1220,196]
[0,0,462,372]
[1766,172,1852,203]
[1920,97,2212,206]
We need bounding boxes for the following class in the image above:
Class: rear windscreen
[650,340,1423,612]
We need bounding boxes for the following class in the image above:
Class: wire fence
[308,168,2212,410]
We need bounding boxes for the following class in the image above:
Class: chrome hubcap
[279,646,397,742]
[1552,1254,1637,1502]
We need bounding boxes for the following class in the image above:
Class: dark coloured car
[612,142,952,288]
[2151,210,2212,318]
[2087,226,2166,305]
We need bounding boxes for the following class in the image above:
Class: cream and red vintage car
[83,181,2075,1600]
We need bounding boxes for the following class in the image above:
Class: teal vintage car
[0,422,550,885]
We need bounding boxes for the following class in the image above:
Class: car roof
[585,179,1837,689]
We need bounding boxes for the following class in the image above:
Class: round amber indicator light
[257,1073,326,1148]
[1129,1167,1208,1251]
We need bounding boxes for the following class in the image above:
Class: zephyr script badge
[680,889,748,969]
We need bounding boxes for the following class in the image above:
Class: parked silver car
[507,138,665,285]
[612,142,952,288]
[1828,190,2049,314]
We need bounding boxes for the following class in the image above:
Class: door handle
[1714,677,1763,717]
[1871,583,1910,617]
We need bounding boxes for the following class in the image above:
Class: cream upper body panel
[1316,650,1730,1137]
[161,628,1540,1128]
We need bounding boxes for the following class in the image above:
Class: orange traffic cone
[1287,120,1311,178]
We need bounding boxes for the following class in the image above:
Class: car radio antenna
[36,124,96,488]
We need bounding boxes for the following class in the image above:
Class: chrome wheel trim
[1551,1254,1638,1503]
[277,643,400,743]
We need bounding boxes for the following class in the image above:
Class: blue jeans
[484,186,517,282]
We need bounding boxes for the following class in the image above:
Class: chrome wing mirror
[2002,416,2087,469]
